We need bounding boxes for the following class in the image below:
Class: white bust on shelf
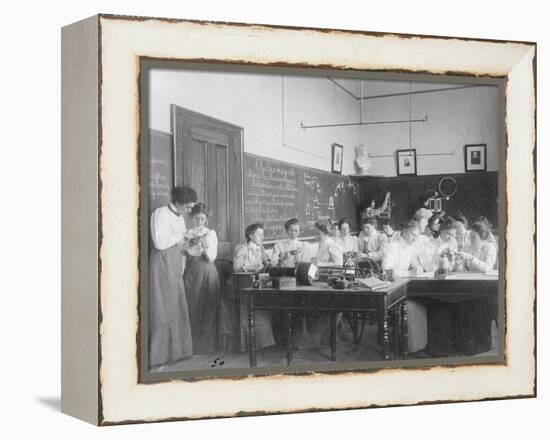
[354,143,372,175]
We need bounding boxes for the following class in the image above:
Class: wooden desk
[240,279,409,367]
[405,272,498,299]
[405,272,499,355]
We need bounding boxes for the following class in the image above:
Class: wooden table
[240,279,409,367]
[405,272,498,299]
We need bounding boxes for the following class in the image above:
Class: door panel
[171,105,243,260]
[189,139,207,204]
[215,145,229,242]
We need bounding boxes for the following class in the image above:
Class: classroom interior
[146,65,501,373]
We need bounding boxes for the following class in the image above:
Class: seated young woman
[271,218,305,267]
[457,220,498,272]
[233,223,271,272]
[433,217,459,257]
[411,215,437,272]
[424,211,445,239]
[381,220,428,353]
[358,217,387,262]
[381,219,401,243]
[454,213,471,252]
[335,217,359,253]
[301,221,344,345]
[313,219,343,266]
[222,223,275,352]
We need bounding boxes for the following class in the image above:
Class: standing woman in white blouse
[149,186,197,368]
[183,203,221,354]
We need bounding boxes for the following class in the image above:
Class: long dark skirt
[183,256,220,354]
[149,246,193,367]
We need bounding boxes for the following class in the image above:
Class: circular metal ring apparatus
[354,258,381,278]
[438,176,458,200]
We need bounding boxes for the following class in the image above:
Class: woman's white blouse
[465,241,497,272]
[358,230,387,260]
[271,238,305,267]
[433,237,458,257]
[316,237,343,266]
[150,204,187,250]
[233,241,269,272]
[414,235,437,272]
[336,235,359,254]
[186,226,218,262]
[456,230,471,251]
[381,238,416,273]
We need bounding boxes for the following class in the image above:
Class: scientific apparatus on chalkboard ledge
[361,191,392,219]
[425,177,459,213]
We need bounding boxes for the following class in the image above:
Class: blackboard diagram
[244,154,360,240]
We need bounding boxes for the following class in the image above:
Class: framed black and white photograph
[465,143,487,172]
[331,143,343,174]
[396,149,417,175]
[61,14,536,426]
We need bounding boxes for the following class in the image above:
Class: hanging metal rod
[282,76,330,160]
[368,150,456,159]
[327,77,493,101]
[327,77,357,99]
[283,143,329,159]
[359,85,487,100]
[301,115,428,130]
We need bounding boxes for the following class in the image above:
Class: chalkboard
[148,129,173,215]
[244,153,359,241]
[353,172,499,229]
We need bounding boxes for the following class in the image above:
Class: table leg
[352,313,358,343]
[382,310,390,361]
[284,311,293,366]
[392,307,400,360]
[247,295,256,367]
[330,313,337,361]
[234,285,241,353]
[401,300,408,358]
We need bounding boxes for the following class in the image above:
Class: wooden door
[171,105,244,259]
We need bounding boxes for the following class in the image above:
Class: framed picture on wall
[331,143,343,174]
[464,143,487,172]
[396,149,417,175]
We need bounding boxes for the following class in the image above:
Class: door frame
[171,104,245,245]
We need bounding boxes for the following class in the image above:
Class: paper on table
[356,277,392,290]
[396,270,435,278]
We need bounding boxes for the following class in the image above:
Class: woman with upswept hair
[149,186,197,368]
[183,202,221,354]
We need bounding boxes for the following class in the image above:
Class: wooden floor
[151,321,499,373]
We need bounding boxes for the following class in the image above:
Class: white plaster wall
[149,70,499,177]
[149,69,363,174]
[359,85,499,176]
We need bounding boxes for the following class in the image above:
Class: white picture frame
[61,14,536,425]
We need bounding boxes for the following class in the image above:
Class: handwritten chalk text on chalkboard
[244,154,357,241]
